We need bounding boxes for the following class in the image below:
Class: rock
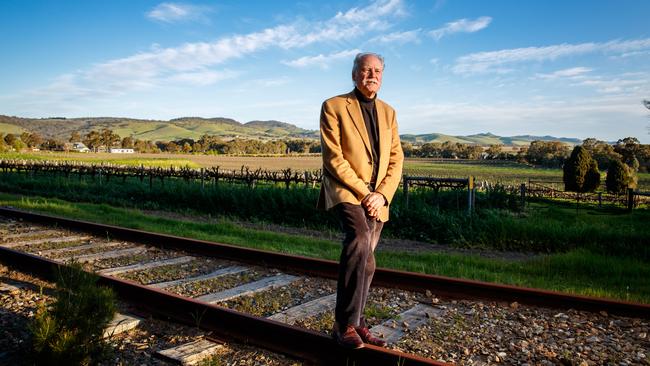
[586,336,600,343]
[509,302,519,309]
[425,290,432,297]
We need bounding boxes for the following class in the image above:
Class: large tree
[563,146,601,193]
[526,140,570,167]
[581,138,622,170]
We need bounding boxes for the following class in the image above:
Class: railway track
[0,207,648,365]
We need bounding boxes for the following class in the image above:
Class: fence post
[403,176,409,209]
[467,176,474,213]
[627,188,634,211]
[598,192,602,208]
[520,183,526,209]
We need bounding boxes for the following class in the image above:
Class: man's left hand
[362,192,386,218]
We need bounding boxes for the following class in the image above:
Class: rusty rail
[1,206,648,320]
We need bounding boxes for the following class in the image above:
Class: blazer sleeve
[375,109,403,204]
[320,100,372,200]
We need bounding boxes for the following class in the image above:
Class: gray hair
[352,52,385,74]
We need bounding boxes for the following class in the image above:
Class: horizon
[1,0,649,143]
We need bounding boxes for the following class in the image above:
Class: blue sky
[1,0,649,142]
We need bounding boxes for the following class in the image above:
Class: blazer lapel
[346,92,372,156]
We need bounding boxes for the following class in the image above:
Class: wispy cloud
[168,69,239,86]
[146,2,213,23]
[23,0,404,104]
[429,16,491,41]
[283,49,361,69]
[536,67,593,79]
[453,38,650,74]
[576,75,649,94]
[370,29,420,44]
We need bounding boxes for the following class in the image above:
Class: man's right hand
[362,192,385,219]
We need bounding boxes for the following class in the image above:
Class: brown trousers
[334,203,384,328]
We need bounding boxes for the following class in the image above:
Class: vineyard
[0,160,650,211]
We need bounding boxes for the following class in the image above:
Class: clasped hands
[362,192,386,219]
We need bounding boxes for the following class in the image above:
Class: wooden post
[627,188,634,211]
[520,183,526,209]
[200,168,205,191]
[403,176,409,209]
[598,192,602,208]
[467,176,474,213]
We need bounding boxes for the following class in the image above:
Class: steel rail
[2,206,650,322]
[0,244,447,366]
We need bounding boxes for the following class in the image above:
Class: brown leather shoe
[332,324,364,349]
[355,327,386,347]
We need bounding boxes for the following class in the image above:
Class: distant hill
[0,115,583,146]
[0,115,319,142]
[400,132,582,146]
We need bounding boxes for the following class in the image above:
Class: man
[317,52,404,349]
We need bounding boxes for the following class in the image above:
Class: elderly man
[317,52,404,349]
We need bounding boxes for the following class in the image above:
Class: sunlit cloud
[536,67,593,79]
[167,69,239,86]
[429,16,492,41]
[370,29,420,44]
[453,38,650,74]
[146,2,213,23]
[283,49,361,69]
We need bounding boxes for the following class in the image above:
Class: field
[2,151,649,190]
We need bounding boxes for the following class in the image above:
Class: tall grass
[3,194,648,303]
[0,171,648,258]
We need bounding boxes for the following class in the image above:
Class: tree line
[1,129,648,172]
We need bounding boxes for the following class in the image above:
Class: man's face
[353,55,383,98]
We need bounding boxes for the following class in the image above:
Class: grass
[0,151,200,168]
[1,192,648,304]
[0,170,648,258]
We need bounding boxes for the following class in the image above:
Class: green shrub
[563,146,600,193]
[606,159,638,194]
[30,262,116,366]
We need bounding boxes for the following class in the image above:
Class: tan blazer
[317,90,404,222]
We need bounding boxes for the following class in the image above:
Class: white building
[108,148,135,154]
[71,142,90,153]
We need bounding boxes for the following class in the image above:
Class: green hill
[0,114,583,146]
[0,115,319,142]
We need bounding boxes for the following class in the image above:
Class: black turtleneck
[354,87,380,185]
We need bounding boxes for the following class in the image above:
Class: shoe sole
[336,339,364,349]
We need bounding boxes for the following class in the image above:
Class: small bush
[30,262,116,366]
[606,159,638,194]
